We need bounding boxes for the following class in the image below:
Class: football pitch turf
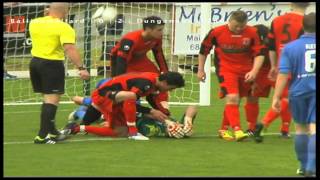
[4,101,299,177]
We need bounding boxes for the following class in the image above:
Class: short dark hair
[159,71,185,88]
[303,12,315,33]
[142,16,165,30]
[229,10,248,23]
[292,2,309,9]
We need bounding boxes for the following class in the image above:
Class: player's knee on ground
[113,126,129,137]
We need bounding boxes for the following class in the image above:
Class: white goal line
[3,133,290,145]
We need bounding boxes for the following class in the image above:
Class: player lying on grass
[60,71,185,140]
[65,96,197,139]
[65,76,196,139]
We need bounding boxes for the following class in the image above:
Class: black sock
[38,103,58,138]
[81,105,102,125]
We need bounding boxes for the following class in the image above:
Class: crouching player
[61,71,185,140]
[65,94,197,139]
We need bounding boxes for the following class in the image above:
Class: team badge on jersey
[144,85,151,91]
[242,38,251,46]
[124,45,130,51]
[120,39,133,53]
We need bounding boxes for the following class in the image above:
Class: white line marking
[3,133,293,145]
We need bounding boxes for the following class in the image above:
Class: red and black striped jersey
[268,12,304,62]
[260,44,271,71]
[96,72,159,98]
[200,24,264,74]
[111,30,168,75]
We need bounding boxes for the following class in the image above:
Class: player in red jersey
[222,24,273,138]
[110,16,168,76]
[243,24,273,136]
[197,10,264,141]
[256,3,310,139]
[110,16,170,116]
[62,71,185,140]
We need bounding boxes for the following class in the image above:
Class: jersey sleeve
[278,46,291,74]
[129,79,153,97]
[268,20,276,51]
[199,28,216,56]
[152,40,168,73]
[60,24,76,45]
[114,38,135,75]
[251,28,264,57]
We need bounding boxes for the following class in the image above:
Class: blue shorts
[74,105,88,120]
[289,92,316,124]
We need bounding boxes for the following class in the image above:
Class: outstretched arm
[182,105,198,137]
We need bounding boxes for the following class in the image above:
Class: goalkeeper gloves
[165,119,184,139]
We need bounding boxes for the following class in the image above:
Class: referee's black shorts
[29,57,65,94]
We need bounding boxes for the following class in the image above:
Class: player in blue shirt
[272,13,316,177]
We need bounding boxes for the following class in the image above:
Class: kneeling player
[64,96,197,139]
[61,72,185,140]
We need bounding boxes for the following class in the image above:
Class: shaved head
[49,3,69,18]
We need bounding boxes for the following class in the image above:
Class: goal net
[3,2,203,106]
[4,2,315,106]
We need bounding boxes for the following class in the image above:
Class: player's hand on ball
[165,120,184,139]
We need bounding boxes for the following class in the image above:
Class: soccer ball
[92,6,117,26]
[102,7,117,23]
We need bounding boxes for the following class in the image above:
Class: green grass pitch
[4,75,299,177]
